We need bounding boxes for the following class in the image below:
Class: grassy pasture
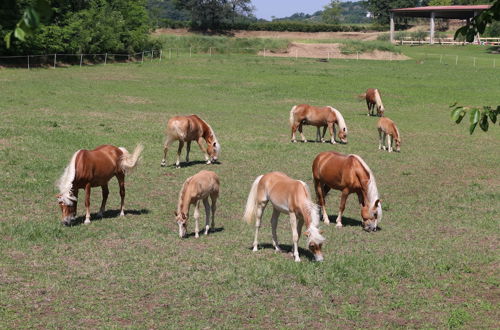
[0,49,499,328]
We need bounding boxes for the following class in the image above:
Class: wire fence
[0,48,498,69]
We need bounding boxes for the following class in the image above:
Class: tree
[455,0,499,42]
[322,0,342,24]
[428,0,452,5]
[363,0,424,24]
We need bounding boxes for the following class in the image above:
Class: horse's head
[56,193,77,226]
[338,127,348,144]
[207,139,221,163]
[395,138,401,152]
[361,199,382,232]
[305,230,324,262]
[174,211,188,238]
[377,106,385,117]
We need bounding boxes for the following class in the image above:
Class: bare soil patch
[260,42,409,61]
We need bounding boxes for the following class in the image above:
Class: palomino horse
[56,144,143,226]
[363,88,384,117]
[312,151,382,232]
[289,104,348,144]
[175,170,219,238]
[161,115,221,168]
[243,172,325,262]
[377,117,401,152]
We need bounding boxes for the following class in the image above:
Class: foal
[377,117,401,152]
[175,170,219,238]
[364,88,384,117]
[243,172,325,262]
[161,115,221,168]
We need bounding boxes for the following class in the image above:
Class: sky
[251,0,333,20]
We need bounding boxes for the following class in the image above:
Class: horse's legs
[298,124,307,143]
[289,212,301,262]
[386,134,392,152]
[210,193,217,229]
[291,123,298,143]
[161,136,174,167]
[321,126,327,142]
[378,128,383,150]
[382,133,387,150]
[203,198,211,235]
[315,126,321,142]
[185,141,191,163]
[98,184,109,218]
[328,123,336,144]
[270,208,281,251]
[84,183,91,224]
[336,189,349,228]
[193,200,201,238]
[314,179,330,224]
[175,141,184,168]
[366,100,371,116]
[196,137,210,164]
[252,201,268,252]
[117,173,125,217]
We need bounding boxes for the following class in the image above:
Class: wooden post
[327,51,329,60]
[190,47,192,58]
[390,12,395,43]
[54,54,57,68]
[169,48,171,59]
[430,11,435,45]
[159,49,162,62]
[455,55,458,65]
[357,52,359,60]
[79,54,82,67]
[27,55,30,70]
[209,47,212,56]
[440,54,443,64]
[141,51,144,64]
[104,52,107,65]
[473,57,476,67]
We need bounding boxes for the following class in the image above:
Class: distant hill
[273,1,371,24]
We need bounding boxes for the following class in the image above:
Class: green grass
[0,48,499,328]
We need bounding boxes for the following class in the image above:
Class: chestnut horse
[289,104,348,144]
[377,117,401,152]
[56,144,143,226]
[175,170,219,238]
[161,115,221,168]
[312,151,382,232]
[363,88,384,117]
[243,172,325,262]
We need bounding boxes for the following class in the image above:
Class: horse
[363,88,384,117]
[289,104,348,144]
[56,144,143,226]
[377,117,401,152]
[175,170,219,238]
[243,172,325,262]
[161,114,221,168]
[312,151,382,232]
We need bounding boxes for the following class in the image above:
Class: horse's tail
[119,144,144,173]
[374,89,384,112]
[243,175,264,224]
[289,105,297,127]
[357,93,367,101]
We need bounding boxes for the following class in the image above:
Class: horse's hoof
[294,257,301,262]
[206,161,211,165]
[119,212,125,217]
[175,164,181,169]
[324,220,330,225]
[252,246,258,252]
[160,161,166,167]
[335,223,343,228]
[291,140,297,143]
[84,219,91,225]
[302,140,307,143]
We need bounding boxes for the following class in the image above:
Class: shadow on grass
[249,243,316,262]
[68,209,150,226]
[184,226,224,238]
[165,160,222,168]
[324,214,382,231]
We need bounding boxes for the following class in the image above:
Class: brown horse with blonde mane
[289,104,348,144]
[243,172,325,262]
[56,144,143,226]
[312,151,382,232]
[161,114,221,168]
[377,117,401,152]
[363,88,384,117]
[175,170,219,238]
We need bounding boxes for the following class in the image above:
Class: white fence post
[473,57,476,67]
[263,48,266,57]
[141,51,144,64]
[190,47,192,58]
[209,47,212,56]
[104,53,107,65]
[357,52,359,60]
[159,49,162,62]
[80,54,83,67]
[169,48,171,59]
[455,55,458,65]
[27,55,30,70]
[440,54,443,64]
[54,54,57,68]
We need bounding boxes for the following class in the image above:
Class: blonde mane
[56,150,80,205]
[200,117,221,156]
[299,181,325,246]
[328,107,347,134]
[350,154,380,210]
[374,89,384,111]
[177,176,193,213]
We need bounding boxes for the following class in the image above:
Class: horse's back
[293,104,334,124]
[74,145,122,187]
[190,170,220,196]
[377,117,396,134]
[366,88,377,103]
[312,151,355,188]
[166,115,204,141]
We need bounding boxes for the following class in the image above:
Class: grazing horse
[161,115,221,168]
[56,144,143,226]
[243,172,325,262]
[364,88,384,117]
[312,151,382,232]
[175,170,219,238]
[377,117,401,152]
[289,104,348,144]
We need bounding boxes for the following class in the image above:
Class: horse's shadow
[249,243,316,261]
[68,208,150,226]
[184,226,224,238]
[296,140,344,144]
[324,214,382,231]
[168,160,222,168]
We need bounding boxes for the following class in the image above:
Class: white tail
[289,105,297,127]
[328,107,347,134]
[374,89,384,112]
[243,175,264,224]
[119,144,144,173]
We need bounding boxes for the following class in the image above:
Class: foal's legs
[378,128,383,150]
[203,198,211,235]
[315,126,321,142]
[193,200,201,238]
[328,122,336,144]
[117,173,126,217]
[367,101,371,116]
[252,201,268,251]
[185,141,191,163]
[336,189,349,228]
[382,133,387,150]
[291,123,298,143]
[270,208,281,251]
[98,184,109,218]
[161,135,175,167]
[84,183,91,224]
[289,212,301,262]
[210,193,217,229]
[321,126,327,142]
[386,134,392,152]
[196,137,211,164]
[175,141,184,167]
[298,124,307,142]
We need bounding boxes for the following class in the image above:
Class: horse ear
[374,199,381,208]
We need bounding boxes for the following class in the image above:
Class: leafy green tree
[322,0,342,24]
[363,0,424,24]
[428,0,452,5]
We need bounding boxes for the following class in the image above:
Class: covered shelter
[389,5,492,44]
